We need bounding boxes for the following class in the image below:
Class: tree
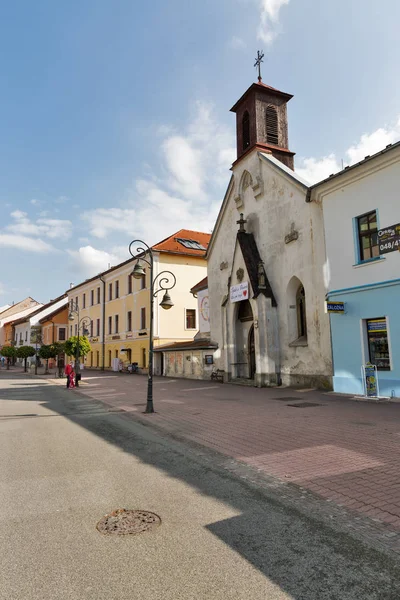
[1,346,17,370]
[64,336,91,362]
[39,345,55,374]
[16,346,36,372]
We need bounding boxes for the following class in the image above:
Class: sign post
[361,363,379,398]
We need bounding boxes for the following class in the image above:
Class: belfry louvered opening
[266,105,279,146]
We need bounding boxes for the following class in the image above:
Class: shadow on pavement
[2,373,400,599]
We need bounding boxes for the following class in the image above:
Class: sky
[1,0,400,305]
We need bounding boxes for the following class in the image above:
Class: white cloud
[296,117,400,184]
[30,198,42,206]
[229,36,247,49]
[258,0,290,45]
[67,245,127,277]
[6,211,73,241]
[0,234,54,252]
[82,101,234,244]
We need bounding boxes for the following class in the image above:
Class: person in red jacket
[64,361,74,389]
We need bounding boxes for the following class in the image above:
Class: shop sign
[367,319,387,333]
[378,223,400,254]
[230,281,249,303]
[112,335,120,340]
[362,363,379,398]
[325,301,345,314]
[126,333,133,339]
[204,354,214,365]
[91,337,99,343]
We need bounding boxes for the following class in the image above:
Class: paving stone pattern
[43,369,400,551]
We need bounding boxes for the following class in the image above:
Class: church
[207,71,332,388]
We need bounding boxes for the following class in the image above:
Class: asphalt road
[1,372,400,600]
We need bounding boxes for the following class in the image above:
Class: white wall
[208,150,332,382]
[317,150,400,291]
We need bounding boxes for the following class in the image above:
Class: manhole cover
[273,397,303,401]
[287,402,322,408]
[96,509,161,535]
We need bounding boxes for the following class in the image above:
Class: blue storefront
[328,278,400,397]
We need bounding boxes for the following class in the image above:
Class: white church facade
[207,79,332,388]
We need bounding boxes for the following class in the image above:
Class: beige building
[67,229,210,373]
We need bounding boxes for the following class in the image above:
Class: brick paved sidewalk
[58,371,400,537]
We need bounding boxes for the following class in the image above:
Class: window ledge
[353,257,385,269]
[289,336,308,348]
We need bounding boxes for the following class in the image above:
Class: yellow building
[67,229,210,373]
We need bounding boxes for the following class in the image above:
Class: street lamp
[128,239,177,413]
[68,300,90,387]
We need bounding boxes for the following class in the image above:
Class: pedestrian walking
[64,361,74,389]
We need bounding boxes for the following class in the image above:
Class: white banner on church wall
[230,281,249,303]
[197,289,210,333]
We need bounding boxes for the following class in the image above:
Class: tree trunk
[6,358,10,370]
[45,358,49,374]
[24,358,27,372]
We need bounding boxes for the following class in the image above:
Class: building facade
[67,230,210,373]
[155,276,218,380]
[207,79,332,388]
[312,142,400,397]
[0,298,40,348]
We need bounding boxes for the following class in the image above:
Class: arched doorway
[235,299,255,379]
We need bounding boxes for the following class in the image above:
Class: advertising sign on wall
[230,282,249,303]
[197,288,210,333]
[378,223,400,254]
[325,301,345,314]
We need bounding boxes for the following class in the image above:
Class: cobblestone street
[67,370,400,549]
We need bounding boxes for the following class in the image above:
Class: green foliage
[51,342,65,357]
[38,345,56,360]
[1,346,17,358]
[16,346,36,359]
[64,336,91,358]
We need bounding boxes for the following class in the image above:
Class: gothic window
[296,285,307,339]
[242,111,250,151]
[266,105,279,146]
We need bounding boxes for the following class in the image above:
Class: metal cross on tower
[254,50,264,82]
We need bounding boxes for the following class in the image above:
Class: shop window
[185,308,197,329]
[108,350,112,366]
[96,351,99,367]
[366,318,390,370]
[357,210,379,261]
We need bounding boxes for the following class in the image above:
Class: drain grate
[287,402,322,408]
[273,397,303,401]
[97,509,161,535]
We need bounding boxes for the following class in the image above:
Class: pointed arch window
[242,111,250,151]
[296,285,307,339]
[266,105,279,146]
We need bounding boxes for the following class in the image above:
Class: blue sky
[1,0,400,305]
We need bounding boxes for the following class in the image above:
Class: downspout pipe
[99,275,106,371]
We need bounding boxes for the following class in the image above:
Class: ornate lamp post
[128,239,176,414]
[68,300,90,387]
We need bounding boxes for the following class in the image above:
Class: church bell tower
[230,66,295,170]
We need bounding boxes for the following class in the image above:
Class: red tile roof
[190,276,208,295]
[152,229,211,257]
